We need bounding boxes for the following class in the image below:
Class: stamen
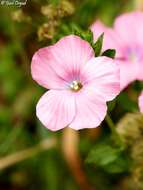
[70,80,83,92]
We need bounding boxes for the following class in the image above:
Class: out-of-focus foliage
[86,140,130,174]
[1,0,143,190]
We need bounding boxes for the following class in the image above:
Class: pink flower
[139,91,143,113]
[31,35,120,131]
[91,12,143,90]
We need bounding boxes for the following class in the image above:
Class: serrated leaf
[102,49,116,59]
[93,33,104,56]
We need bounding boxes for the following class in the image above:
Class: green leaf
[102,49,116,59]
[117,92,138,112]
[104,155,130,173]
[73,30,104,57]
[107,99,116,112]
[74,29,84,40]
[84,30,94,44]
[87,144,120,166]
[86,143,130,173]
[74,29,94,44]
[93,33,104,56]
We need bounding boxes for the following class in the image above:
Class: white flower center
[70,80,83,92]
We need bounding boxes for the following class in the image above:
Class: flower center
[126,46,142,62]
[70,80,83,92]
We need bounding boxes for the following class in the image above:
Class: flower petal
[31,47,66,89]
[80,57,120,101]
[114,11,143,45]
[69,89,107,130]
[116,60,138,89]
[137,60,143,80]
[36,90,76,131]
[139,91,143,113]
[49,35,94,81]
[31,35,94,89]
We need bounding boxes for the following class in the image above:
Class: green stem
[105,114,125,149]
[105,114,116,134]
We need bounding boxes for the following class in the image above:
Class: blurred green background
[0,0,141,189]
